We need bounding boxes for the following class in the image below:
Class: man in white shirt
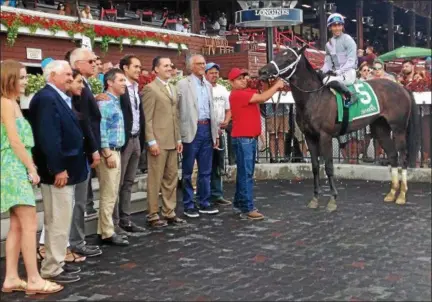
[202,62,232,205]
[218,13,227,31]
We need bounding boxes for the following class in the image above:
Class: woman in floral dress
[1,60,63,295]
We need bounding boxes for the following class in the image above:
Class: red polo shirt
[229,88,261,137]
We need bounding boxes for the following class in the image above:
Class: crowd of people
[1,43,286,294]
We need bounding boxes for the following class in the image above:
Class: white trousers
[323,69,356,86]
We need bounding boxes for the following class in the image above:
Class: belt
[130,133,139,138]
[197,119,210,125]
[110,147,122,151]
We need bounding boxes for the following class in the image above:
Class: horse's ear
[297,44,308,55]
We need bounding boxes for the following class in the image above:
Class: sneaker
[214,198,232,206]
[184,208,200,218]
[240,210,265,221]
[199,205,219,215]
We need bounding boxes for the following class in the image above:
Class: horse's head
[258,44,308,82]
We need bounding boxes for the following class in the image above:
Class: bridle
[269,46,326,94]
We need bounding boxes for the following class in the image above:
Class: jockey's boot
[327,81,358,107]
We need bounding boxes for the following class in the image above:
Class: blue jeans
[182,123,213,210]
[232,137,257,213]
[196,133,225,201]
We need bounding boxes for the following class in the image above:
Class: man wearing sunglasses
[318,13,358,107]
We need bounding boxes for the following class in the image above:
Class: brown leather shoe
[147,219,168,228]
[165,216,187,225]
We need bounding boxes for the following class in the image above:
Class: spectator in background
[218,13,227,31]
[363,46,377,66]
[1,60,63,295]
[372,59,395,81]
[183,18,191,33]
[170,64,178,78]
[141,68,150,77]
[96,57,104,84]
[29,60,87,283]
[212,19,221,32]
[358,61,371,81]
[0,0,16,7]
[81,5,93,19]
[357,49,365,67]
[57,3,66,15]
[103,62,114,74]
[399,60,416,86]
[175,17,185,32]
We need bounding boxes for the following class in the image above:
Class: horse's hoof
[307,197,319,209]
[384,192,396,203]
[326,198,337,213]
[395,193,406,205]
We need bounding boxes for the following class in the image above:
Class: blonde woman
[1,60,63,295]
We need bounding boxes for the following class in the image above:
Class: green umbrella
[378,46,432,62]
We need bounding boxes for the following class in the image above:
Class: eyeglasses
[77,59,96,64]
[373,66,383,70]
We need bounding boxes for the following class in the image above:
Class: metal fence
[223,104,431,168]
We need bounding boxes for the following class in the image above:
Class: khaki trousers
[40,184,74,278]
[96,151,121,239]
[146,149,178,221]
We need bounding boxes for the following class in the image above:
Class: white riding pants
[323,69,356,86]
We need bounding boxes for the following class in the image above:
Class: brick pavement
[1,180,431,301]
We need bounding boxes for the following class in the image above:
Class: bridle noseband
[268,46,326,94]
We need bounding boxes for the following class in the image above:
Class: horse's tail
[406,90,420,168]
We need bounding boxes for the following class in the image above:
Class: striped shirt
[98,92,125,149]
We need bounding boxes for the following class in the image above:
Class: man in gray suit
[177,54,220,218]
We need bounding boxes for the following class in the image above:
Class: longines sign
[254,8,290,19]
[235,7,303,27]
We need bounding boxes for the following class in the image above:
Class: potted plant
[88,77,104,95]
[21,74,46,109]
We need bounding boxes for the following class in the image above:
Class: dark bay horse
[258,45,419,211]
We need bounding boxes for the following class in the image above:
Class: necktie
[165,84,172,97]
[132,89,138,110]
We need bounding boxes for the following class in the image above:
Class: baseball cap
[205,62,220,72]
[228,68,248,81]
[41,57,54,69]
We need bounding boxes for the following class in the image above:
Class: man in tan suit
[142,56,186,228]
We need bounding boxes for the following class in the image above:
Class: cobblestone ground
[1,180,431,301]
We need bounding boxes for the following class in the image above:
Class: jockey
[319,13,358,107]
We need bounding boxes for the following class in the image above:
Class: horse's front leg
[305,135,320,209]
[320,133,338,212]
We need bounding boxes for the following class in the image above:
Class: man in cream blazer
[143,56,186,227]
[177,54,220,218]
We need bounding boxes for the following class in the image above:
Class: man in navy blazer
[29,60,88,284]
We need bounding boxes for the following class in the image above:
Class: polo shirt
[229,88,261,137]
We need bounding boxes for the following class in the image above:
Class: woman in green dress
[1,60,63,295]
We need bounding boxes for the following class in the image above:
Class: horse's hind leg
[393,131,408,205]
[371,120,399,203]
[320,133,338,212]
[305,135,320,209]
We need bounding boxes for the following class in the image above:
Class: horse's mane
[301,54,320,82]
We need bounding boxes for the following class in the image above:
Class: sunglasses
[77,59,96,64]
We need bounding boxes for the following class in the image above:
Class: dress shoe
[47,271,80,284]
[102,233,129,246]
[114,225,128,237]
[71,245,102,257]
[120,222,146,233]
[63,263,81,274]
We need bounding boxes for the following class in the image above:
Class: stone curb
[223,163,432,183]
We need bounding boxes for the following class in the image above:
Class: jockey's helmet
[327,13,345,27]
